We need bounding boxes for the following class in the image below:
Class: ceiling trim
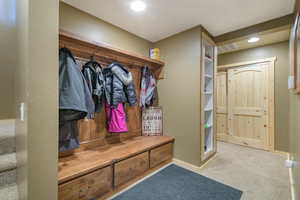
[200,25,214,41]
[214,14,294,44]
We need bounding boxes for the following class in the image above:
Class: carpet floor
[198,142,291,200]
[113,164,242,200]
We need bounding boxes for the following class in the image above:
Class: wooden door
[216,72,228,141]
[227,62,271,150]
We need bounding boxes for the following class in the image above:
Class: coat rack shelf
[59,29,164,79]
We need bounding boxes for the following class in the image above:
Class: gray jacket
[140,66,158,108]
[59,48,95,152]
[59,48,95,119]
[103,63,137,107]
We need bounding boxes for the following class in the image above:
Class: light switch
[20,102,26,122]
[288,76,295,89]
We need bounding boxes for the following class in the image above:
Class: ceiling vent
[218,43,238,54]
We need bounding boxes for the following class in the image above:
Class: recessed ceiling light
[130,1,146,12]
[248,37,260,43]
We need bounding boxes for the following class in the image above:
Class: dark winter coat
[103,63,137,107]
[82,61,110,113]
[59,48,95,152]
[59,48,95,118]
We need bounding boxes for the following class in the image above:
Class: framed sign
[142,107,163,136]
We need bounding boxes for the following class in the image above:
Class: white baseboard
[172,158,202,171]
[288,154,297,200]
[173,155,217,172]
[289,167,297,200]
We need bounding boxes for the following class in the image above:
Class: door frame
[216,72,228,140]
[218,57,276,151]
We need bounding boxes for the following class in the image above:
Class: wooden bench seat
[58,136,174,184]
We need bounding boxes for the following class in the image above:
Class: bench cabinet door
[114,152,149,187]
[59,166,112,200]
[150,143,173,168]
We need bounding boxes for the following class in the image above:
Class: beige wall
[0,0,17,119]
[16,0,28,198]
[289,94,300,199]
[13,2,152,200]
[60,2,152,57]
[16,0,59,199]
[218,41,290,152]
[154,27,202,166]
[290,0,300,194]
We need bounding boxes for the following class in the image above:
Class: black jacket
[103,63,137,107]
[82,61,110,113]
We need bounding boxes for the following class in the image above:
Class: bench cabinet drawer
[114,152,149,187]
[59,166,112,200]
[59,177,88,200]
[150,143,173,168]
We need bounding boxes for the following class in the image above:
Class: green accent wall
[154,27,202,166]
[0,0,17,119]
[59,2,152,57]
[15,0,59,199]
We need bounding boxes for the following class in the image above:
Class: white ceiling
[62,0,295,42]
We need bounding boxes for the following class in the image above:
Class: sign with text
[142,107,163,136]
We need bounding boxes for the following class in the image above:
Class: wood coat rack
[59,29,165,156]
[59,29,164,79]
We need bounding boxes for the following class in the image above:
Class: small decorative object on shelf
[150,48,160,60]
[142,107,163,136]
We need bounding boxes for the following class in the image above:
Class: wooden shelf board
[204,108,213,112]
[59,29,164,69]
[58,136,174,184]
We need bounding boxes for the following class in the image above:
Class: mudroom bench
[58,136,175,200]
[58,30,172,200]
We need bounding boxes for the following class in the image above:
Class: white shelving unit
[201,32,217,162]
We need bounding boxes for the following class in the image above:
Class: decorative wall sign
[142,107,163,136]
